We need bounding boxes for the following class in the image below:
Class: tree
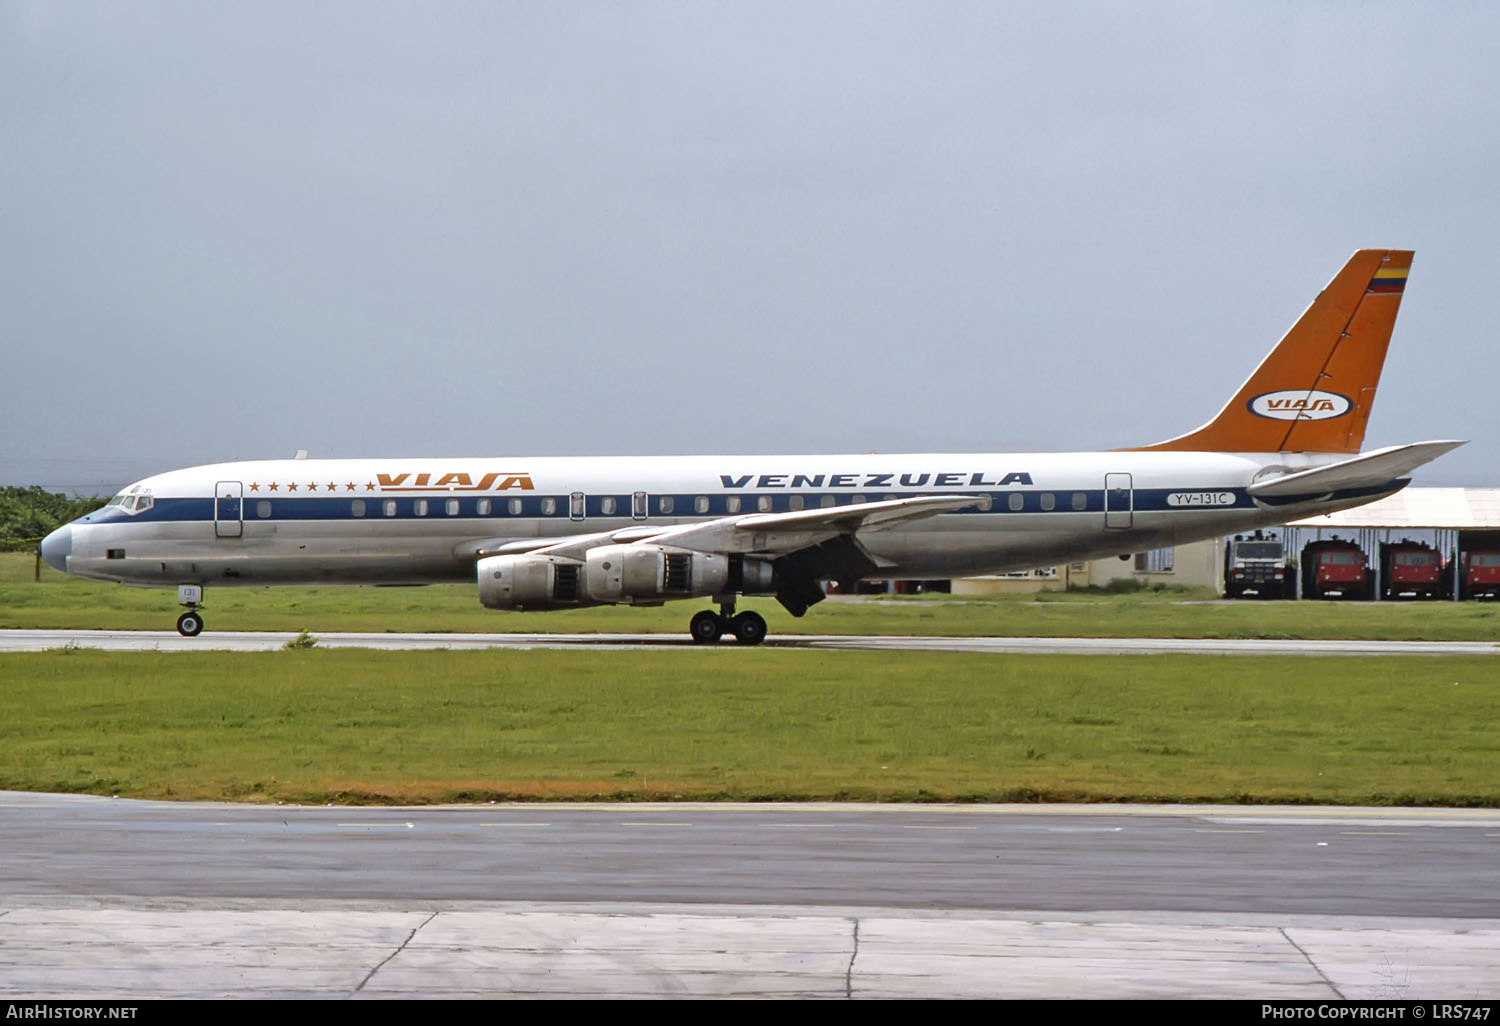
[0,486,105,542]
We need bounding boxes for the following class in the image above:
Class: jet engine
[579,544,774,604]
[477,553,596,610]
[585,544,728,603]
[478,547,777,609]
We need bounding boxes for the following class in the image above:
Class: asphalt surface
[3,628,1497,655]
[3,794,1498,999]
[3,795,1498,916]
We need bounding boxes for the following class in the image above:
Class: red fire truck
[1300,539,1371,599]
[1460,550,1500,600]
[1380,540,1444,600]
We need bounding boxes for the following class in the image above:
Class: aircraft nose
[40,525,72,573]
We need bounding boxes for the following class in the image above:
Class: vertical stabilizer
[1132,249,1412,454]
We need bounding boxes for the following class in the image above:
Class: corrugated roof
[1288,488,1500,529]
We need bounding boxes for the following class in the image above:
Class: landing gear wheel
[176,611,204,637]
[729,611,767,646]
[689,610,724,644]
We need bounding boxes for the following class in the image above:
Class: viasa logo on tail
[1246,390,1353,421]
[376,472,534,491]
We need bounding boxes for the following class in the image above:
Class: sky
[2,1,1496,495]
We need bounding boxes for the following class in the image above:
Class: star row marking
[247,482,377,492]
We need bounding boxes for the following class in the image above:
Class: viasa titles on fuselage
[40,249,1464,643]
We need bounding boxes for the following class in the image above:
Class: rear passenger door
[1104,473,1132,530]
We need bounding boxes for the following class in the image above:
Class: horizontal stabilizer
[1247,440,1466,498]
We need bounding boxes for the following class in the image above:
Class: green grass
[2,649,1496,806]
[4,552,1498,640]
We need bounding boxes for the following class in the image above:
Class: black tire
[177,611,204,637]
[689,610,723,644]
[730,611,768,646]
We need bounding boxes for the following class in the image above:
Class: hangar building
[952,488,1500,599]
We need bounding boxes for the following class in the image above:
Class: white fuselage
[50,449,1390,590]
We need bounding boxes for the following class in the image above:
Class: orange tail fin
[1133,249,1412,454]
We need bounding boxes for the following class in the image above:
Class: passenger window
[384,499,397,517]
[414,499,429,516]
[600,496,617,515]
[694,496,709,514]
[820,495,836,508]
[351,499,366,517]
[257,501,272,518]
[1072,492,1086,511]
[570,493,585,520]
[757,496,772,512]
[789,495,805,511]
[445,498,460,516]
[541,498,557,516]
[976,495,993,511]
[632,492,647,519]
[852,494,867,505]
[726,496,741,514]
[476,499,491,516]
[508,498,523,515]
[1040,493,1055,511]
[659,496,675,515]
[1008,494,1024,511]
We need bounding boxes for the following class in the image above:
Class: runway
[2,628,1497,656]
[3,793,1498,998]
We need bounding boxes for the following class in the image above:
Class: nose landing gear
[688,598,767,646]
[176,584,205,637]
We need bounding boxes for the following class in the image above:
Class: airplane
[39,248,1463,644]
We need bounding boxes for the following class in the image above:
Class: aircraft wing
[1248,440,1466,502]
[457,494,977,613]
[635,494,979,557]
[459,526,662,561]
[460,494,976,561]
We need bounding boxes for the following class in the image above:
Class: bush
[282,630,319,650]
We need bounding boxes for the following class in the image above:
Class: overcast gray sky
[3,1,1496,494]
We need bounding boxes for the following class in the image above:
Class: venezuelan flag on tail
[1132,249,1413,455]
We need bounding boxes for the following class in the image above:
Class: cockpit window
[108,490,153,514]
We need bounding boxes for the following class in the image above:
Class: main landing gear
[176,584,205,637]
[689,597,767,646]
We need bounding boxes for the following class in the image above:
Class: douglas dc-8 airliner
[40,249,1462,643]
